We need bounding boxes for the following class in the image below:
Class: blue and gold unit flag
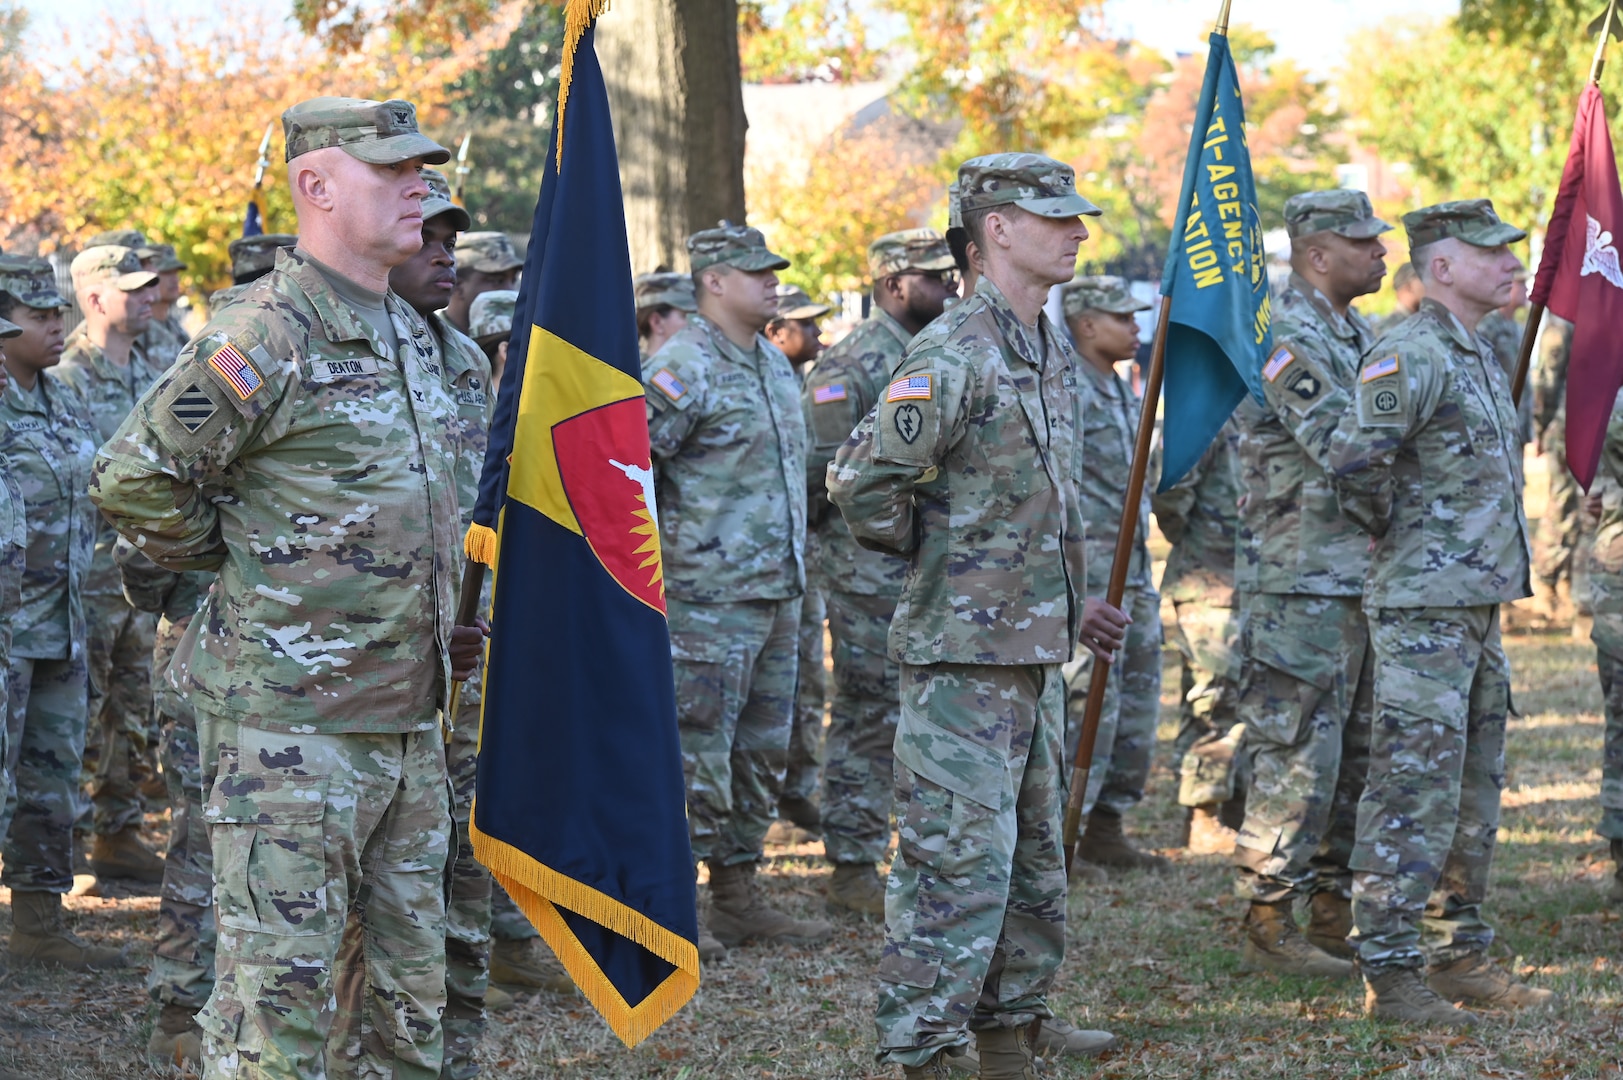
[1157,30,1273,490]
[462,2,699,1046]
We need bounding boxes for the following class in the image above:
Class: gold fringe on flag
[464,522,499,567]
[555,0,612,169]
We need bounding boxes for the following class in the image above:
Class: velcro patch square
[1361,355,1400,383]
[651,369,687,402]
[886,374,932,402]
[207,342,265,400]
[169,385,219,433]
[1263,346,1294,382]
[813,383,847,404]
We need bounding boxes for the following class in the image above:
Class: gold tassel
[554,0,611,169]
[464,522,498,567]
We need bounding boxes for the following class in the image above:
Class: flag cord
[555,0,612,169]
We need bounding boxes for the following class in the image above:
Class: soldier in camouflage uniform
[1152,416,1245,854]
[1584,391,1623,905]
[85,229,188,370]
[0,257,122,971]
[89,96,486,1078]
[1059,275,1168,877]
[1533,316,1587,620]
[829,155,1121,1078]
[444,232,522,334]
[210,234,298,315]
[468,289,517,391]
[0,319,25,861]
[766,284,833,844]
[1326,200,1554,1025]
[801,230,957,917]
[58,244,168,884]
[1229,191,1389,979]
[635,271,697,360]
[644,223,831,960]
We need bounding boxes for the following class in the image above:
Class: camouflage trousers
[1167,597,1245,808]
[443,702,493,1080]
[488,886,536,943]
[2,655,90,892]
[196,711,452,1080]
[1062,585,1163,816]
[823,589,902,866]
[1588,616,1623,841]
[1233,593,1371,903]
[876,663,1065,1067]
[1349,605,1509,973]
[669,596,801,866]
[783,585,827,808]
[82,597,156,835]
[1535,432,1584,588]
[149,713,218,1011]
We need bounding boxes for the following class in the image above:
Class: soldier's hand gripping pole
[1062,294,1171,876]
[445,559,489,728]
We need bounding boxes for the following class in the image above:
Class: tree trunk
[597,0,748,274]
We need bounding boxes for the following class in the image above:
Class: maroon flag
[1532,83,1623,490]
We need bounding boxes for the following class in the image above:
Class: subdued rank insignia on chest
[169,385,219,433]
[1263,346,1295,382]
[651,368,686,402]
[893,402,924,443]
[813,383,847,404]
[1284,367,1321,402]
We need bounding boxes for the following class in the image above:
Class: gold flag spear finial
[1215,0,1234,36]
[1592,0,1621,83]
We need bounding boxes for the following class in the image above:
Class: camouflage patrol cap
[947,180,964,231]
[0,255,69,309]
[420,168,472,232]
[687,221,790,273]
[868,229,956,279]
[772,284,830,321]
[141,242,187,272]
[469,289,518,345]
[70,245,158,292]
[957,153,1102,219]
[1403,199,1527,250]
[228,234,298,282]
[634,271,698,313]
[1284,189,1392,240]
[86,229,153,256]
[458,232,523,274]
[0,314,19,339]
[1061,275,1153,318]
[282,96,450,166]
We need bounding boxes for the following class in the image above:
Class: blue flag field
[1157,31,1273,490]
[462,11,699,1046]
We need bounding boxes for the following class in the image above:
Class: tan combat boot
[975,1025,1038,1080]
[1364,967,1477,1027]
[1186,804,1238,856]
[1032,1016,1118,1058]
[900,1050,955,1078]
[1609,839,1623,906]
[707,861,834,947]
[826,862,886,917]
[1304,891,1355,959]
[88,826,166,884]
[1074,809,1169,872]
[489,937,577,996]
[1241,900,1353,978]
[484,984,516,1012]
[146,1004,203,1071]
[1427,953,1560,1010]
[8,890,128,971]
[697,914,728,963]
[1068,858,1108,885]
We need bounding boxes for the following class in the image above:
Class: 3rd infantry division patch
[169,385,218,433]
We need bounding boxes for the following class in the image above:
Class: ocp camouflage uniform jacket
[643,313,807,604]
[827,277,1087,666]
[87,248,465,734]
[1327,298,1532,607]
[1153,416,1240,607]
[1075,359,1150,593]
[0,374,98,659]
[1587,391,1623,628]
[1236,274,1373,598]
[802,307,912,598]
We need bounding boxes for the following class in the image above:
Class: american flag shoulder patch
[206,341,265,401]
[1361,355,1400,383]
[1263,346,1294,382]
[812,383,847,404]
[886,374,933,402]
[651,368,687,402]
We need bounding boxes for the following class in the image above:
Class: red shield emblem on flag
[553,397,666,612]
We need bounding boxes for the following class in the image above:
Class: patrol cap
[0,255,70,309]
[0,314,19,339]
[420,168,472,232]
[1061,275,1153,318]
[868,229,956,279]
[282,96,450,166]
[1284,190,1392,240]
[141,242,187,272]
[634,271,698,313]
[228,234,298,282]
[70,245,159,292]
[1403,199,1527,250]
[458,232,524,274]
[687,221,790,273]
[947,180,964,231]
[956,153,1102,219]
[86,228,154,257]
[772,284,830,321]
[469,289,518,346]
